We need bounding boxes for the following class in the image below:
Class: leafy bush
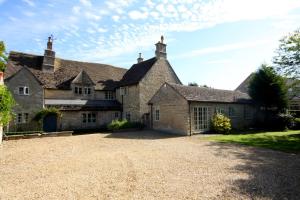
[211,113,232,134]
[107,119,145,131]
[0,85,15,125]
[291,118,300,130]
[33,107,61,122]
[273,113,294,130]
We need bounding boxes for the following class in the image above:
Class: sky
[0,0,300,90]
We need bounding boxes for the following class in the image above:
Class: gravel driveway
[1,131,299,200]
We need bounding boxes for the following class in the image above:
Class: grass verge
[204,130,300,153]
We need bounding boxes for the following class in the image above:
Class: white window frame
[84,87,91,95]
[125,112,131,121]
[105,91,114,100]
[154,107,160,121]
[18,86,29,95]
[16,113,29,124]
[120,87,128,96]
[82,112,97,124]
[193,106,210,132]
[228,106,236,118]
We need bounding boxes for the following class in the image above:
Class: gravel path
[1,131,299,200]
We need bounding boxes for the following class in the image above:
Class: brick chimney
[137,53,143,63]
[155,35,167,59]
[42,36,55,72]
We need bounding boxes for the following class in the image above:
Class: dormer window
[84,87,91,95]
[74,86,82,95]
[105,91,114,100]
[18,86,29,95]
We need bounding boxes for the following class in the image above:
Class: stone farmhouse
[5,36,255,135]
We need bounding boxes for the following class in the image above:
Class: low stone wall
[4,131,73,141]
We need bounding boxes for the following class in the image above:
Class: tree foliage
[0,85,15,125]
[33,107,62,122]
[188,82,198,86]
[273,29,300,80]
[249,64,288,112]
[0,41,8,72]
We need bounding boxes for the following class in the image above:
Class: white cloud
[129,10,148,20]
[79,0,92,7]
[23,11,35,17]
[22,0,35,7]
[0,0,6,4]
[179,39,274,59]
[112,15,120,22]
[85,12,101,21]
[98,28,108,33]
[72,6,81,14]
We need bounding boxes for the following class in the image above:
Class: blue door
[43,114,57,132]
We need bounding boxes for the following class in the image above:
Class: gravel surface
[1,131,299,200]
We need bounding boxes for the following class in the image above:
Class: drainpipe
[188,101,192,136]
[150,103,153,129]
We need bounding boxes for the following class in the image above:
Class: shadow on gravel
[206,142,300,200]
[104,130,183,140]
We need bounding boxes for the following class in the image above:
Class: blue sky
[0,0,300,89]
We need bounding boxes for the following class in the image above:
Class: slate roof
[44,99,122,111]
[5,51,127,90]
[169,83,252,103]
[119,57,157,86]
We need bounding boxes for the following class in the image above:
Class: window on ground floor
[193,107,210,131]
[82,113,96,123]
[228,106,236,117]
[16,113,29,124]
[125,112,131,121]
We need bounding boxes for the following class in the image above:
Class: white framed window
[75,86,82,95]
[244,106,252,120]
[228,107,236,117]
[105,91,114,100]
[114,112,119,119]
[125,112,131,121]
[120,87,128,96]
[82,113,96,123]
[16,113,29,124]
[193,107,210,131]
[155,108,160,121]
[18,86,29,95]
[84,87,91,95]
[215,107,226,115]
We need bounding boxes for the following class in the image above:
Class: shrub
[291,118,300,130]
[211,113,232,134]
[107,119,145,131]
[0,85,15,125]
[273,113,294,130]
[33,107,61,122]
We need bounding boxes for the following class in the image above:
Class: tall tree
[249,64,288,113]
[0,41,8,72]
[273,29,300,80]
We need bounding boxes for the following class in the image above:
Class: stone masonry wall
[5,69,44,124]
[190,102,255,133]
[60,110,120,130]
[150,84,190,135]
[139,58,181,119]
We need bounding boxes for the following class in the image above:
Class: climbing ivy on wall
[0,85,15,125]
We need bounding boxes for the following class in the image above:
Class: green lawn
[204,130,300,153]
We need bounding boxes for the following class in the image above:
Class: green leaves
[273,29,300,80]
[249,64,288,112]
[0,41,8,72]
[0,85,15,125]
[211,113,232,134]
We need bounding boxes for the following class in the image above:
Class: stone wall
[150,83,190,135]
[137,58,181,122]
[59,110,120,130]
[5,69,44,124]
[45,88,113,100]
[116,85,140,121]
[190,102,255,133]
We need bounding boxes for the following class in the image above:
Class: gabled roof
[235,73,253,93]
[5,51,127,90]
[168,83,252,103]
[72,70,95,85]
[120,57,157,86]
